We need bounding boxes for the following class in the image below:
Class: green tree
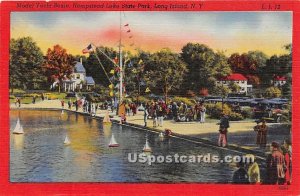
[280,44,292,98]
[86,46,117,86]
[262,55,280,87]
[10,37,45,92]
[213,85,231,97]
[181,43,216,92]
[124,50,150,97]
[43,44,75,92]
[181,43,231,94]
[265,87,282,98]
[144,48,187,101]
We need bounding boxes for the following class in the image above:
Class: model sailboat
[64,135,71,145]
[108,134,119,147]
[13,118,24,134]
[159,132,164,138]
[103,111,111,124]
[143,138,152,152]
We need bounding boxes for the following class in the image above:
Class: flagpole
[119,11,123,105]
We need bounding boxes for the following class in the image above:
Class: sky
[11,11,292,56]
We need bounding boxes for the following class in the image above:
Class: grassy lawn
[10,90,68,104]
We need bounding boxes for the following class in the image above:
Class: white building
[273,76,287,87]
[62,60,95,92]
[216,73,253,94]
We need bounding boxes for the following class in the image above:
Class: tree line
[10,37,291,98]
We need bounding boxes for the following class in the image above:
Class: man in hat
[281,139,292,185]
[254,119,268,147]
[266,141,286,184]
[218,112,230,147]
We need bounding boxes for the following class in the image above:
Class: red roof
[274,76,286,81]
[221,73,247,81]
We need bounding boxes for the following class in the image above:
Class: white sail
[61,110,64,115]
[64,135,71,145]
[103,111,111,123]
[109,134,118,146]
[13,118,24,134]
[143,139,152,152]
[159,132,164,138]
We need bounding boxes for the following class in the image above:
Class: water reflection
[103,124,112,138]
[10,110,239,183]
[12,134,24,150]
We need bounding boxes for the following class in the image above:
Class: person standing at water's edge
[118,101,126,124]
[254,119,268,148]
[218,113,229,147]
[61,100,65,109]
[74,100,78,111]
[32,95,36,104]
[200,104,206,123]
[157,102,165,127]
[144,104,149,127]
[68,99,72,109]
[281,139,292,185]
[17,98,21,107]
[265,142,286,184]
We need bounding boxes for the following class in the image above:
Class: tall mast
[119,11,123,105]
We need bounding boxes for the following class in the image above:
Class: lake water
[10,110,240,183]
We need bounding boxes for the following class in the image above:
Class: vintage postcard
[1,0,299,195]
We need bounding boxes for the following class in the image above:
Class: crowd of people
[62,98,99,116]
[140,100,207,127]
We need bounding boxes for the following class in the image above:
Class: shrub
[171,96,194,106]
[265,87,282,98]
[205,102,232,119]
[205,102,245,121]
[44,93,59,100]
[48,95,57,100]
[25,93,40,98]
[228,112,244,121]
[241,107,253,118]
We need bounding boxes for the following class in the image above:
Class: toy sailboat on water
[143,139,152,152]
[61,110,64,115]
[108,134,119,147]
[13,118,24,134]
[103,111,111,124]
[64,135,71,145]
[159,132,164,138]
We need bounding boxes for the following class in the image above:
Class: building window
[241,81,245,83]
[241,88,245,91]
[76,74,80,79]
